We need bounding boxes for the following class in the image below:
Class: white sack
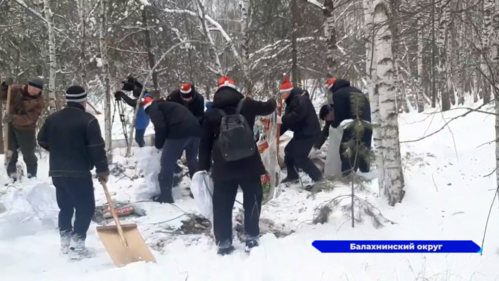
[190,171,214,224]
[324,126,344,177]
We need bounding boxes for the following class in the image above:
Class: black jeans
[340,129,372,175]
[7,125,37,177]
[284,136,322,181]
[53,176,95,240]
[135,129,146,147]
[158,137,199,193]
[212,176,263,245]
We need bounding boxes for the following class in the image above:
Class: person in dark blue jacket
[315,78,372,175]
[167,83,205,125]
[114,77,150,147]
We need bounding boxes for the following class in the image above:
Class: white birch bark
[373,0,404,206]
[99,0,112,163]
[364,0,385,195]
[324,0,337,104]
[78,0,86,85]
[417,17,425,112]
[240,0,251,93]
[43,0,57,112]
[492,0,499,188]
[481,0,494,103]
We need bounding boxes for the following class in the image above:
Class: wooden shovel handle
[4,85,12,167]
[100,181,128,247]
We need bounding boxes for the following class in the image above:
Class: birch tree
[99,0,112,163]
[43,0,57,112]
[372,0,405,206]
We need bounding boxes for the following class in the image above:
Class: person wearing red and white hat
[315,78,372,176]
[166,82,205,125]
[278,76,323,186]
[140,96,202,204]
[198,76,277,255]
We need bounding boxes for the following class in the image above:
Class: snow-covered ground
[1,103,499,280]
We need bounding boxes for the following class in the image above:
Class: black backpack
[216,98,255,161]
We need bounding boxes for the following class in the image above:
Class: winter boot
[281,177,299,184]
[69,235,89,260]
[26,165,37,179]
[217,240,235,256]
[152,193,174,204]
[60,231,72,254]
[245,236,259,252]
[172,174,182,188]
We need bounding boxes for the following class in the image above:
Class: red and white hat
[280,76,293,93]
[180,83,192,94]
[326,78,337,90]
[141,96,154,110]
[218,76,236,90]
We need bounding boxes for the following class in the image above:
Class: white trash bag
[324,126,344,178]
[190,171,214,224]
[135,147,162,200]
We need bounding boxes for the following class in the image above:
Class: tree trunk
[142,7,159,91]
[43,0,57,112]
[78,0,87,86]
[481,0,493,104]
[324,0,337,103]
[240,0,252,94]
[417,17,425,112]
[99,0,112,163]
[373,0,404,206]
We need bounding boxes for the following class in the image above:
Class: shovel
[96,181,156,267]
[4,84,12,168]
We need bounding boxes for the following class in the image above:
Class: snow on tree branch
[164,6,241,62]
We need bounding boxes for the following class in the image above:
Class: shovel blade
[96,223,156,267]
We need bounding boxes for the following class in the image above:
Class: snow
[1,102,499,280]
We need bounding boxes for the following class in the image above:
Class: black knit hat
[28,77,44,90]
[319,104,333,120]
[66,86,87,103]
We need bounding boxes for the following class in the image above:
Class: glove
[114,91,124,100]
[276,115,282,124]
[309,147,318,157]
[1,82,8,92]
[97,171,109,184]
[3,114,12,124]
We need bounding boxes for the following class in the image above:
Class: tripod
[112,98,129,147]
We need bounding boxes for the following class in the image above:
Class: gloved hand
[114,91,124,100]
[308,147,318,158]
[3,114,13,124]
[97,171,109,184]
[1,82,8,92]
[276,115,282,124]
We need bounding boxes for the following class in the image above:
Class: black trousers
[158,137,199,194]
[340,129,373,175]
[7,125,37,177]
[284,136,322,181]
[53,177,95,240]
[212,176,263,245]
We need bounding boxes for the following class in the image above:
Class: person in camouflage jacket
[0,77,45,179]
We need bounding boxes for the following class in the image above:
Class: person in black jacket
[278,77,322,184]
[114,76,151,147]
[198,76,276,255]
[141,96,202,203]
[37,86,109,260]
[316,78,372,175]
[167,83,205,125]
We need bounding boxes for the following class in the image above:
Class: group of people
[0,74,372,258]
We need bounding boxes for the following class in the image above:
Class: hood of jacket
[330,79,351,93]
[285,87,305,105]
[212,87,244,109]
